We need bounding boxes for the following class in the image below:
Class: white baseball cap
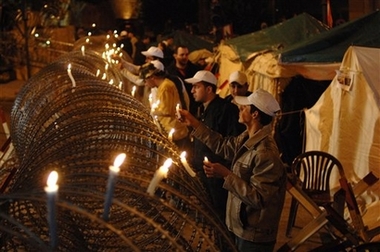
[141,46,164,58]
[234,89,280,116]
[150,60,164,72]
[140,60,164,80]
[229,71,247,85]
[185,70,217,86]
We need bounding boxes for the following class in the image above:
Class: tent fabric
[278,11,380,81]
[172,31,214,53]
[355,47,380,107]
[280,10,380,64]
[216,13,328,97]
[225,13,329,62]
[188,49,213,64]
[277,62,341,81]
[304,47,380,224]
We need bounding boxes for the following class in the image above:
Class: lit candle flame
[168,128,175,141]
[147,158,173,196]
[47,171,58,188]
[67,63,76,88]
[180,151,196,177]
[176,103,181,119]
[131,86,136,97]
[112,153,126,171]
[163,158,172,170]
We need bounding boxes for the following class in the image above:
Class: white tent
[217,46,294,100]
[216,13,329,99]
[305,46,380,229]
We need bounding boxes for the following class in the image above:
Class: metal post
[22,0,31,79]
[321,0,327,25]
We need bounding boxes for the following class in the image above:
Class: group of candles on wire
[44,150,203,248]
[55,30,202,248]
[66,30,125,91]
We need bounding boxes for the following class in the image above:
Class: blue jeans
[235,236,275,252]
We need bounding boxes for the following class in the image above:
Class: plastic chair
[286,150,346,237]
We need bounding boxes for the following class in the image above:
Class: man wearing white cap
[225,71,252,134]
[178,89,286,251]
[140,60,190,151]
[118,46,190,112]
[225,71,252,104]
[118,46,164,87]
[184,70,243,222]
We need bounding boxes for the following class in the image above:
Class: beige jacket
[192,124,286,242]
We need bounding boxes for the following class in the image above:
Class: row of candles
[67,39,127,91]
[44,151,200,248]
[67,63,123,91]
[56,43,197,248]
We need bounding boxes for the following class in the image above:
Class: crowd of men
[115,30,287,252]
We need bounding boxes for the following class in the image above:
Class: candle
[175,103,181,119]
[150,100,160,116]
[44,171,59,249]
[180,151,196,177]
[131,86,136,97]
[81,45,85,56]
[148,93,153,106]
[153,115,163,133]
[147,158,172,196]
[168,128,175,141]
[103,153,126,221]
[204,156,209,163]
[67,64,76,88]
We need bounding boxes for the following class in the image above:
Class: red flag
[327,0,333,28]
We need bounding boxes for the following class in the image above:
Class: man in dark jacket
[167,45,201,116]
[179,89,287,252]
[185,70,243,222]
[225,71,252,133]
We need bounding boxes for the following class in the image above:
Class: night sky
[139,0,348,35]
[0,0,349,36]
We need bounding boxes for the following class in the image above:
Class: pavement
[0,80,23,143]
[0,79,25,101]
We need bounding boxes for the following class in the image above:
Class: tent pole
[321,0,327,25]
